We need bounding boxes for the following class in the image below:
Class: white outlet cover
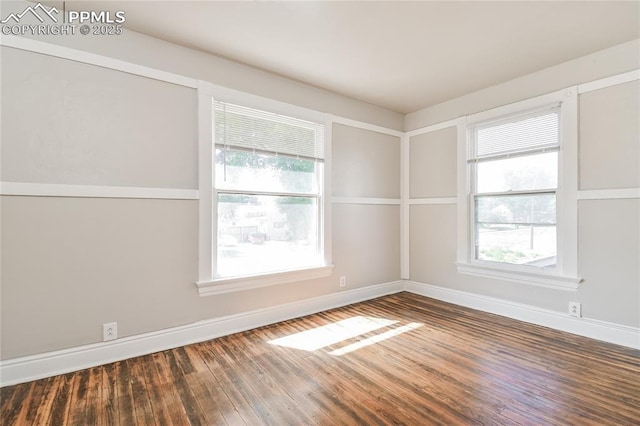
[103,322,118,341]
[569,302,581,318]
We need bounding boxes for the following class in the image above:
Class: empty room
[1,0,639,424]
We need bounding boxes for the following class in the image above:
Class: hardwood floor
[1,292,639,425]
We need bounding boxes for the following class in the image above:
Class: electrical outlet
[103,322,118,341]
[569,302,581,318]
[339,276,347,288]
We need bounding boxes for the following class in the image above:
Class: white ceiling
[65,1,639,114]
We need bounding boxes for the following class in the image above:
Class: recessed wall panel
[333,204,400,285]
[0,47,198,189]
[409,204,457,284]
[409,127,457,198]
[579,80,639,190]
[0,196,199,359]
[332,124,400,198]
[577,199,639,327]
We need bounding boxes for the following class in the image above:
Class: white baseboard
[2,279,636,387]
[0,281,403,387]
[405,280,640,350]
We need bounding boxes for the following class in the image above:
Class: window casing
[197,83,332,295]
[456,88,581,290]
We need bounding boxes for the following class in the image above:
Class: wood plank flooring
[1,292,639,425]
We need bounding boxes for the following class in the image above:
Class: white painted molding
[455,119,469,266]
[405,118,461,138]
[329,115,403,137]
[331,197,401,205]
[0,281,404,387]
[198,81,215,283]
[404,281,640,350]
[409,197,457,205]
[210,84,327,126]
[578,69,639,94]
[577,188,640,200]
[196,265,334,296]
[467,88,568,125]
[0,182,198,200]
[0,35,198,89]
[558,86,580,279]
[456,262,581,291]
[323,118,334,268]
[400,134,410,279]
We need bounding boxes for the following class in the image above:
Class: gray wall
[1,47,198,188]
[579,81,640,190]
[1,27,637,361]
[408,64,639,328]
[0,38,401,359]
[332,123,401,290]
[409,127,457,198]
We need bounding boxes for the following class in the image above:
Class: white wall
[406,41,640,328]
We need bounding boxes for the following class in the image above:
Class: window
[471,107,559,268]
[197,83,332,295]
[214,101,325,277]
[457,88,581,289]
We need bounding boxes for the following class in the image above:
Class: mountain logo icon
[1,3,59,24]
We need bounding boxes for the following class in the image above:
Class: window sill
[456,262,581,291]
[196,265,334,296]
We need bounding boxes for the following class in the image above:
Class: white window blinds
[472,107,560,160]
[214,100,325,160]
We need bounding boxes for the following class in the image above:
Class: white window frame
[456,87,581,290]
[196,81,333,296]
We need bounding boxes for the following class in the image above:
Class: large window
[197,84,332,295]
[470,107,559,268]
[214,101,326,278]
[457,88,581,289]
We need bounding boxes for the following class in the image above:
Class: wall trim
[400,134,410,279]
[331,197,401,205]
[409,197,457,205]
[456,262,580,291]
[404,280,640,350]
[577,69,639,94]
[405,118,461,138]
[0,182,198,200]
[0,281,403,387]
[0,35,199,89]
[577,188,640,200]
[329,115,404,137]
[197,265,334,296]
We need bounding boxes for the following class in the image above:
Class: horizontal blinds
[473,107,559,160]
[214,100,324,160]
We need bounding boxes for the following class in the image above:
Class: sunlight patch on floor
[329,322,423,356]
[267,316,396,351]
